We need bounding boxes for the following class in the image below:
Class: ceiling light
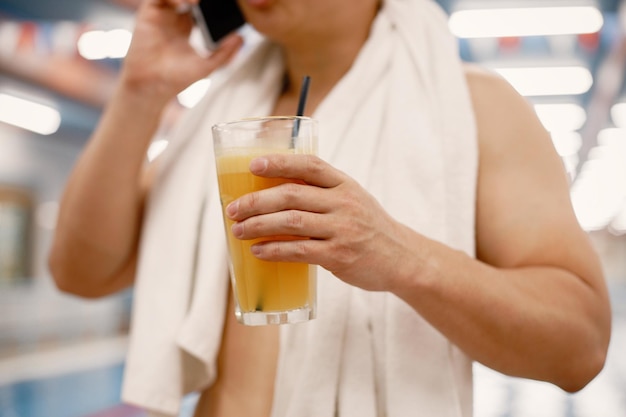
[550,131,583,156]
[534,103,587,132]
[147,139,169,162]
[449,6,603,38]
[571,166,626,231]
[611,102,626,128]
[493,66,593,96]
[561,153,579,178]
[571,129,626,231]
[107,29,132,58]
[609,205,626,235]
[597,127,626,147]
[77,29,132,60]
[177,78,212,109]
[0,93,61,135]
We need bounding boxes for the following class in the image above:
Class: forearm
[393,228,611,392]
[50,81,167,295]
[218,150,610,390]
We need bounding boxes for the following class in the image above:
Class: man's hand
[120,0,243,104]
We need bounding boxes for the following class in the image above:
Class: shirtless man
[49,0,611,416]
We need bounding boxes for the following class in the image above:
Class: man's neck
[279,14,376,110]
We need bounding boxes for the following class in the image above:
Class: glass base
[235,306,316,326]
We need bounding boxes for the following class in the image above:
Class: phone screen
[193,0,245,49]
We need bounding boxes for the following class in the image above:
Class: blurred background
[0,0,625,416]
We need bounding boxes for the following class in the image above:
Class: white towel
[122,1,478,416]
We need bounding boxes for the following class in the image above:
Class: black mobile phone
[191,0,245,50]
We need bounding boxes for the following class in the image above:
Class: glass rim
[212,115,316,132]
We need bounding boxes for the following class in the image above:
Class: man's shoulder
[460,62,544,147]
[461,62,521,105]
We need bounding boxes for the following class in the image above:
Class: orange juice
[216,149,316,314]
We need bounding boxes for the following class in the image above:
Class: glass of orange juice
[212,116,318,326]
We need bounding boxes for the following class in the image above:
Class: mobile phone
[191,0,245,51]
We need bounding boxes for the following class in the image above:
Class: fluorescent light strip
[449,6,603,38]
[494,66,593,97]
[597,127,626,147]
[0,93,61,135]
[571,128,626,230]
[77,29,132,60]
[610,205,626,234]
[534,103,586,132]
[147,139,169,162]
[177,78,212,109]
[550,131,583,157]
[611,102,626,128]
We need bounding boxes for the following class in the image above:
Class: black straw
[296,75,311,117]
[292,75,311,139]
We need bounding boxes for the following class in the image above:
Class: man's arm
[48,0,243,298]
[48,86,164,298]
[394,65,611,392]
[219,64,611,392]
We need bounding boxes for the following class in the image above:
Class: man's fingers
[231,210,332,241]
[250,154,346,188]
[209,33,243,60]
[226,182,332,221]
[193,33,243,76]
[251,239,328,265]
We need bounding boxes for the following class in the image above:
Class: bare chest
[193,289,279,417]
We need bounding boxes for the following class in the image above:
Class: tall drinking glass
[212,116,318,326]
